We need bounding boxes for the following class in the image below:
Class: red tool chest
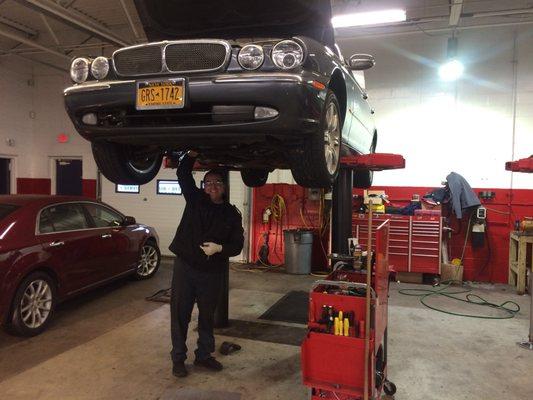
[352,213,442,274]
[301,220,393,399]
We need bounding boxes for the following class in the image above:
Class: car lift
[301,153,405,400]
[506,156,533,351]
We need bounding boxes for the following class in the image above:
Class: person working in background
[169,151,244,378]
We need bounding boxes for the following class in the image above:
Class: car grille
[113,41,230,76]
[165,42,228,72]
[113,45,163,76]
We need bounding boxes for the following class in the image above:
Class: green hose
[398,281,521,319]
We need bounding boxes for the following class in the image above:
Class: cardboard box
[364,190,386,205]
[441,263,463,283]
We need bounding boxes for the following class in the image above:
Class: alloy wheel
[19,280,53,329]
[137,245,159,277]
[323,102,341,175]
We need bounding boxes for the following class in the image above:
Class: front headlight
[90,56,109,80]
[238,44,264,70]
[70,57,90,83]
[272,40,304,70]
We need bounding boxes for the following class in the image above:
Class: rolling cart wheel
[383,380,397,396]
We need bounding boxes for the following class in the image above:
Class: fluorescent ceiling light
[439,59,464,81]
[332,9,407,28]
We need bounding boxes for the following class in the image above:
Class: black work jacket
[169,155,244,273]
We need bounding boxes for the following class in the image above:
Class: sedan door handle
[49,241,64,247]
[101,233,112,239]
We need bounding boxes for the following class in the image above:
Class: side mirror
[122,216,136,226]
[348,54,375,71]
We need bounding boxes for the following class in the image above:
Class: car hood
[134,0,335,47]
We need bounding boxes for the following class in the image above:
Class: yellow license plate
[136,79,185,110]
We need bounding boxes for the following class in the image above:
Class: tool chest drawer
[353,214,442,274]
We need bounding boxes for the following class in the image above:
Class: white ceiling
[0,0,532,72]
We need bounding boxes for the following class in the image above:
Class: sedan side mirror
[122,216,136,226]
[348,54,375,71]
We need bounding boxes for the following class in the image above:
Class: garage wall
[337,25,533,189]
[0,59,97,195]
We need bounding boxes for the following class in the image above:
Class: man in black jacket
[169,151,244,378]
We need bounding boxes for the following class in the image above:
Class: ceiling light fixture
[439,37,464,81]
[332,9,407,28]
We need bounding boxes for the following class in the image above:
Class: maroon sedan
[0,195,160,336]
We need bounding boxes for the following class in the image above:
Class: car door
[347,71,375,153]
[37,203,102,294]
[82,203,139,276]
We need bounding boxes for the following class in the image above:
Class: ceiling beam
[119,0,141,42]
[40,13,60,45]
[0,14,39,37]
[12,53,68,72]
[449,0,464,26]
[0,25,69,60]
[13,0,130,47]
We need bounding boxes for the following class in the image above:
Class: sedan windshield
[0,204,19,221]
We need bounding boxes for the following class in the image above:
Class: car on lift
[0,195,161,336]
[64,0,377,188]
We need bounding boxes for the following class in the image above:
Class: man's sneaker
[194,357,223,371]
[173,362,188,377]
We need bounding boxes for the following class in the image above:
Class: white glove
[200,242,223,257]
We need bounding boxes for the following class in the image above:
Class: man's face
[204,173,225,203]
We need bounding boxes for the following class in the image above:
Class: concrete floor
[0,259,531,400]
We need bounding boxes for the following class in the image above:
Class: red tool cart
[301,218,396,400]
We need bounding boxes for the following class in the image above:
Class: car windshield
[0,204,19,221]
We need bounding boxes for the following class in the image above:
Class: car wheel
[241,169,269,187]
[92,141,163,185]
[134,242,161,280]
[8,272,57,337]
[353,131,377,189]
[290,90,342,188]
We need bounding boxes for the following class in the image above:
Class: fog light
[254,107,278,120]
[82,113,98,125]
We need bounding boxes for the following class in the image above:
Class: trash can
[284,229,314,275]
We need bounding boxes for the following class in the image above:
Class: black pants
[170,257,223,363]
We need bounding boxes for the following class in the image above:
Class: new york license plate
[136,78,185,110]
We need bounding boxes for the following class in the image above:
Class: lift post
[332,153,405,254]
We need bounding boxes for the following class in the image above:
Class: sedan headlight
[90,56,109,80]
[238,44,264,70]
[70,57,90,83]
[272,40,304,70]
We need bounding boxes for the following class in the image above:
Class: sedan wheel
[135,243,161,279]
[20,280,53,329]
[290,90,342,188]
[8,272,56,336]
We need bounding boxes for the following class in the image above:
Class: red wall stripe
[16,178,51,195]
[82,179,97,198]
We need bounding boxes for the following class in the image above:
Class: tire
[8,272,57,337]
[290,90,342,188]
[353,131,377,189]
[383,380,397,396]
[241,169,269,187]
[92,141,163,185]
[133,241,161,280]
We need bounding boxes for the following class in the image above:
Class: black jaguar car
[64,0,377,188]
